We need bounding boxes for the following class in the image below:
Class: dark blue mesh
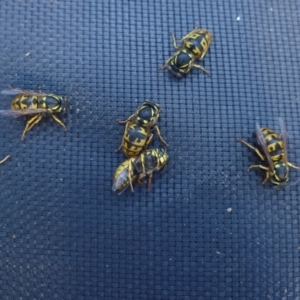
[0,1,300,299]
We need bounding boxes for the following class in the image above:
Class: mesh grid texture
[0,0,300,299]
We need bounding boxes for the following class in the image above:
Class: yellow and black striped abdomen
[11,95,39,110]
[122,123,148,157]
[183,29,212,58]
[261,127,286,162]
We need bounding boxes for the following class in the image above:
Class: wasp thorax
[273,162,289,183]
[45,96,59,107]
[175,51,192,68]
[136,103,160,126]
[168,52,191,77]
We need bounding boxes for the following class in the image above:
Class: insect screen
[0,1,299,299]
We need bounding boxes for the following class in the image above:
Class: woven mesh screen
[0,0,300,299]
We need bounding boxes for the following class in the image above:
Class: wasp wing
[255,122,275,171]
[112,162,138,195]
[278,117,289,164]
[112,166,131,192]
[0,108,48,117]
[1,88,49,97]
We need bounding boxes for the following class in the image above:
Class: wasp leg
[128,159,135,192]
[247,164,270,184]
[0,155,10,164]
[116,121,131,152]
[51,114,67,130]
[155,153,161,169]
[190,62,211,76]
[137,177,145,185]
[21,114,42,140]
[143,132,154,151]
[116,144,122,152]
[158,56,174,70]
[287,162,300,170]
[153,126,168,146]
[116,114,135,124]
[248,164,269,172]
[237,138,265,161]
[147,173,153,191]
[181,26,199,42]
[262,171,270,184]
[169,31,180,50]
[140,152,146,175]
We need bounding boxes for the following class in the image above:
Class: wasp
[0,87,68,140]
[159,27,212,77]
[116,101,168,158]
[237,118,300,186]
[112,147,168,194]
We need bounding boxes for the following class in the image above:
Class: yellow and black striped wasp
[0,87,68,140]
[159,27,212,77]
[116,101,168,158]
[112,147,168,194]
[237,118,300,186]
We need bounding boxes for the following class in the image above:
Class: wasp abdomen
[12,95,38,110]
[122,124,148,157]
[184,29,212,57]
[261,128,285,161]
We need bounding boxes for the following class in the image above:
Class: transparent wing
[278,117,288,164]
[1,88,48,97]
[255,122,275,171]
[0,108,48,117]
[112,167,130,192]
